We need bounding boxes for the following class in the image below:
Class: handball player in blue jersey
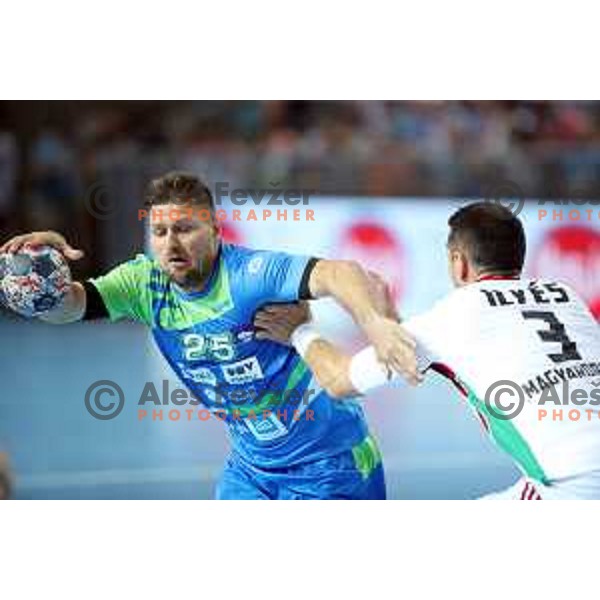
[0,172,418,499]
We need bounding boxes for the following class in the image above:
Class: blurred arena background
[0,100,599,499]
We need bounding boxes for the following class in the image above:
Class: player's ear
[448,248,462,286]
[449,249,470,287]
[460,249,483,285]
[460,253,471,284]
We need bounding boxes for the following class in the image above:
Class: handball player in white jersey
[254,202,600,500]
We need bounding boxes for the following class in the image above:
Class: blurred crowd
[0,101,598,271]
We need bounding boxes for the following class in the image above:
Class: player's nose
[165,230,181,250]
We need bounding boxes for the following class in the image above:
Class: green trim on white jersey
[465,387,549,484]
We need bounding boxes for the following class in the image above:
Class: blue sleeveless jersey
[90,243,369,468]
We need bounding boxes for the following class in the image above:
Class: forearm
[253,298,405,396]
[39,281,86,324]
[303,338,357,399]
[299,335,399,399]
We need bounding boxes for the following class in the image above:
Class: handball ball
[0,245,72,317]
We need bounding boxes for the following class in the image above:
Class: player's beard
[172,245,218,292]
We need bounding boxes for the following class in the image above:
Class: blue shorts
[215,435,386,500]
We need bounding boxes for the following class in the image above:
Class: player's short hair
[448,202,526,273]
[144,171,215,214]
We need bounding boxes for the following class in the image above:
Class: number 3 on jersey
[183,332,235,362]
[522,310,582,363]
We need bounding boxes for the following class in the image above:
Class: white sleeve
[349,290,472,394]
[348,340,433,394]
[348,322,441,394]
[403,289,475,367]
[349,346,393,394]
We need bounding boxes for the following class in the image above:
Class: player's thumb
[60,243,84,260]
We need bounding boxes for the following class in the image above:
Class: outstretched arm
[255,305,397,398]
[254,277,415,398]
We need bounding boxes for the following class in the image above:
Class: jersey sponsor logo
[231,324,255,344]
[520,361,600,399]
[532,225,600,320]
[221,356,264,384]
[236,329,255,344]
[243,412,288,441]
[247,256,263,275]
[180,365,218,387]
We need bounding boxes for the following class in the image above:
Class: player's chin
[169,267,192,281]
[162,263,191,281]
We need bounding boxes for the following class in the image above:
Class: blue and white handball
[0,245,72,317]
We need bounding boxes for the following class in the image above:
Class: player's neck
[177,270,213,292]
[476,270,521,282]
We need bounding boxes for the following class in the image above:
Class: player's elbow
[326,383,354,400]
[310,259,364,298]
[332,259,364,281]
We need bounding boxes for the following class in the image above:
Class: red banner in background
[532,225,600,320]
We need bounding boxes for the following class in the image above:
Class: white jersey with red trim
[402,278,600,487]
[480,474,600,500]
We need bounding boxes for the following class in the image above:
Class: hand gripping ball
[0,245,72,317]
